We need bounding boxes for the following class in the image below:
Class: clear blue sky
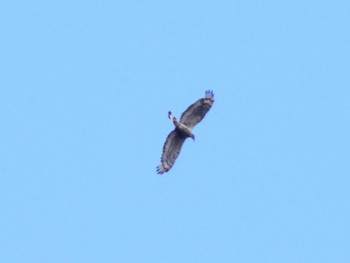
[1,1,349,262]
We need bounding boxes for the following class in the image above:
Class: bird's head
[190,133,195,141]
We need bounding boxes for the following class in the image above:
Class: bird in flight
[157,90,214,174]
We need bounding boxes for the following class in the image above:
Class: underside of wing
[180,90,214,128]
[157,129,187,174]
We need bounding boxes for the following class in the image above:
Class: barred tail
[168,111,177,122]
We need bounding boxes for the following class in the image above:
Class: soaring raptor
[156,90,214,174]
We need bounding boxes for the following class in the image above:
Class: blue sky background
[1,1,349,262]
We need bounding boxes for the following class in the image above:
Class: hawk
[156,90,214,174]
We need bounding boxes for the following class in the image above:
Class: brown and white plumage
[156,90,214,174]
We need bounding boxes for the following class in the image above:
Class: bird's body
[157,90,214,174]
[169,112,194,139]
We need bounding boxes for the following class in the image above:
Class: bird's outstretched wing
[156,129,186,174]
[180,90,214,129]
